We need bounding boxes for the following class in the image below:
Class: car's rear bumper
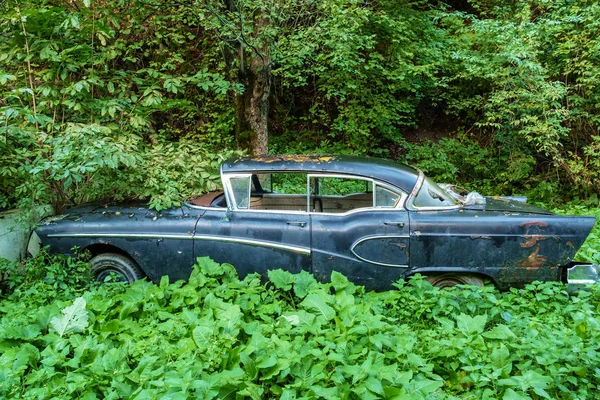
[567,263,599,292]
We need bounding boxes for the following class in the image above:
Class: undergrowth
[1,254,600,399]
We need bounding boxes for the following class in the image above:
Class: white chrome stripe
[350,235,410,268]
[47,233,311,255]
[48,233,194,240]
[194,235,311,255]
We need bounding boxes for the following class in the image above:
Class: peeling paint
[519,221,549,228]
[520,235,548,248]
[252,155,336,163]
[516,246,547,270]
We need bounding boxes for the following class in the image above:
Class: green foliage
[0,0,240,211]
[49,297,89,337]
[2,0,600,210]
[402,134,542,198]
[0,249,90,297]
[273,0,443,153]
[2,254,600,398]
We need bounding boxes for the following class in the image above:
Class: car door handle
[287,221,307,227]
[384,221,405,228]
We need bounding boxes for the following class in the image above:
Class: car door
[309,174,410,291]
[193,173,311,279]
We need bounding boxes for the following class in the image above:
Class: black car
[30,155,599,290]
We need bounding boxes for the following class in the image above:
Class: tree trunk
[245,49,271,156]
[233,11,271,156]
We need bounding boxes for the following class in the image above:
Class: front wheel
[90,253,144,283]
[425,273,484,289]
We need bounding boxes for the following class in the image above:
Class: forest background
[3,1,600,399]
[2,0,600,212]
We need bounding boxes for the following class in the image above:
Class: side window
[229,176,251,209]
[270,173,307,195]
[310,176,373,213]
[375,185,402,207]
[250,173,308,212]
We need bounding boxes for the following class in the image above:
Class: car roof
[222,155,420,193]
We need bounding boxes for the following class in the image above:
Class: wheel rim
[426,274,483,289]
[433,278,464,289]
[95,269,129,283]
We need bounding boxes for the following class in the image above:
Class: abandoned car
[29,155,598,290]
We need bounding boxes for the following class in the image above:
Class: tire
[90,253,144,283]
[425,273,484,289]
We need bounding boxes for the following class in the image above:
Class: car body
[31,155,599,290]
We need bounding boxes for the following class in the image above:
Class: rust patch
[393,243,407,249]
[516,246,547,270]
[252,155,335,163]
[471,235,492,240]
[520,235,548,248]
[566,241,574,248]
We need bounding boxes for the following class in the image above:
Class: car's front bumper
[567,263,600,292]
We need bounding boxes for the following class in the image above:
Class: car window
[310,176,373,213]
[229,176,251,209]
[245,173,309,212]
[256,173,307,195]
[413,177,459,208]
[375,185,402,207]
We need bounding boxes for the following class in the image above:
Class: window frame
[307,173,407,216]
[222,172,310,214]
[406,171,462,211]
[222,171,408,215]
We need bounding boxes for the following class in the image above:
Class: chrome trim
[307,174,310,213]
[309,207,408,217]
[194,235,310,255]
[307,173,408,215]
[48,233,195,240]
[350,235,410,268]
[567,263,599,291]
[183,202,226,211]
[47,233,311,255]
[233,208,308,215]
[220,171,408,215]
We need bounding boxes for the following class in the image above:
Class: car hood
[462,197,553,214]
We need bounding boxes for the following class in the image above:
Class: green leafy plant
[2,252,600,398]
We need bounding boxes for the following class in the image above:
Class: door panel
[194,209,311,279]
[310,210,409,291]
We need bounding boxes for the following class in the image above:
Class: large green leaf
[299,292,336,321]
[456,313,487,336]
[49,297,89,337]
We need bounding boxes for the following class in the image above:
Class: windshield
[412,176,460,208]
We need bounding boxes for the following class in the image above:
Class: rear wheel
[90,253,144,283]
[425,273,484,289]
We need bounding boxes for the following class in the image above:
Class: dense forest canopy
[1,0,599,211]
